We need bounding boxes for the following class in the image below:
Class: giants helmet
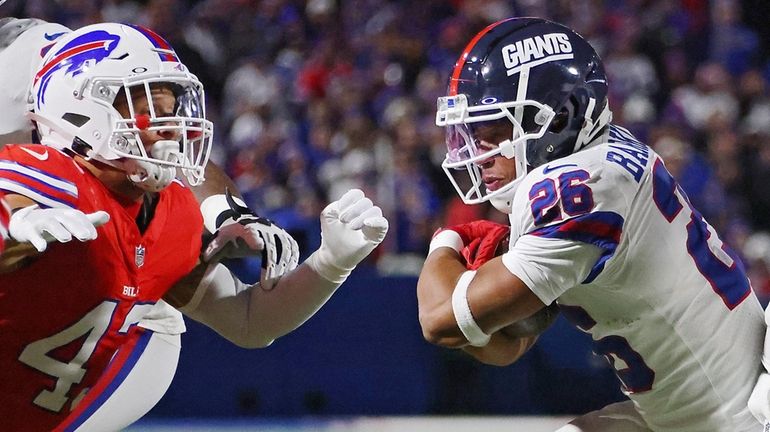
[436,18,611,213]
[29,23,213,189]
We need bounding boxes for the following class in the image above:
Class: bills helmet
[29,22,213,190]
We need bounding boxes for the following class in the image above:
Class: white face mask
[121,140,181,192]
[436,93,555,213]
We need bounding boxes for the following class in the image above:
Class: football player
[0,20,387,432]
[418,17,764,431]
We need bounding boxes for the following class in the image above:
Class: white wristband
[428,230,464,256]
[451,270,490,347]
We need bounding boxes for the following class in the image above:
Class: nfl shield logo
[135,245,146,268]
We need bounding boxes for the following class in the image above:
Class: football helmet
[436,18,611,213]
[29,23,213,190]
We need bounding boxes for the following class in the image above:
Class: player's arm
[0,193,109,272]
[417,246,545,364]
[168,188,388,348]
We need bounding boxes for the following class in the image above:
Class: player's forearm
[417,248,470,347]
[0,239,39,273]
[179,262,340,348]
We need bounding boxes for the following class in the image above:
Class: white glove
[9,205,110,252]
[200,191,299,282]
[307,189,389,284]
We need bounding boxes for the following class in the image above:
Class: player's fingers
[339,197,373,225]
[278,232,292,275]
[56,211,97,241]
[86,210,110,227]
[348,205,382,230]
[288,235,300,272]
[261,231,278,279]
[362,216,389,243]
[28,231,49,252]
[41,219,73,244]
[241,224,266,251]
[335,189,365,213]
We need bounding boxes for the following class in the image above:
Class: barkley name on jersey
[0,144,202,431]
[502,125,764,432]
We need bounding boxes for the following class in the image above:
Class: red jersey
[0,144,203,431]
[0,192,8,254]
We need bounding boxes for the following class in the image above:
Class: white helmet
[0,18,70,137]
[29,22,213,190]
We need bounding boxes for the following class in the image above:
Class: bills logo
[502,33,573,76]
[34,30,121,106]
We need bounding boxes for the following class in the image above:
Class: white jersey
[502,125,764,432]
[0,19,69,136]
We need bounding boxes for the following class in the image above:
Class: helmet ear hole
[62,112,90,127]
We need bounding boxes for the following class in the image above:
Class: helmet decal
[34,30,120,107]
[501,32,573,76]
[126,24,180,63]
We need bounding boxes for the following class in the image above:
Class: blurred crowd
[8,0,770,300]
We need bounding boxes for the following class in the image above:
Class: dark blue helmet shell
[447,17,610,168]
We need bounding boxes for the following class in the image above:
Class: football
[473,225,558,337]
[499,303,560,337]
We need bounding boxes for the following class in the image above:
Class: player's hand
[307,189,389,284]
[8,205,110,252]
[429,220,510,269]
[200,190,299,281]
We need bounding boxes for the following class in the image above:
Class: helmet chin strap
[121,140,181,192]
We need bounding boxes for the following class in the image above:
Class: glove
[429,220,510,269]
[200,190,299,282]
[307,189,389,284]
[460,222,510,270]
[9,205,110,252]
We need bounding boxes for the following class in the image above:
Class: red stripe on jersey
[448,19,515,95]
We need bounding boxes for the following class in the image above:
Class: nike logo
[542,163,577,174]
[44,32,67,41]
[19,147,49,161]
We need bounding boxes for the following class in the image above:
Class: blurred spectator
[10,0,769,279]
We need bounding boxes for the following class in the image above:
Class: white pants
[55,329,181,432]
[556,401,651,432]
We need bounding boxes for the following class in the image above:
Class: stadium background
[6,0,770,429]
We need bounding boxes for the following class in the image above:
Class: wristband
[451,270,491,347]
[428,230,464,256]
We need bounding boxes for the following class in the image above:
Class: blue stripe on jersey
[528,211,625,283]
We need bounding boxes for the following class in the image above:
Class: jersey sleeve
[504,148,639,302]
[0,144,80,208]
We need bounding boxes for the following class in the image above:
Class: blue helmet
[436,17,612,212]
